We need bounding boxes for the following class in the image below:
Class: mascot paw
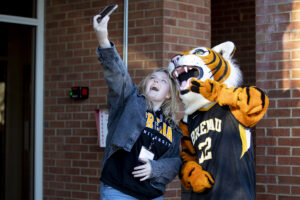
[181,161,214,193]
[189,78,203,94]
[180,176,191,191]
[190,79,223,102]
[189,167,215,193]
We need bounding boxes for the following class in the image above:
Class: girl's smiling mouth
[150,86,159,91]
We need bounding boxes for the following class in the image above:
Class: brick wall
[256,0,300,199]
[44,0,111,199]
[44,0,210,199]
[212,0,256,86]
[161,0,211,67]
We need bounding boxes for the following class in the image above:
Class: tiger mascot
[168,41,268,200]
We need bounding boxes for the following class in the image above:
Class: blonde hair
[139,67,178,126]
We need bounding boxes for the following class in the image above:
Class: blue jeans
[100,183,163,200]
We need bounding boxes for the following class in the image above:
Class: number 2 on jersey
[198,137,212,164]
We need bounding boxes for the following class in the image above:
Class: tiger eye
[194,49,205,55]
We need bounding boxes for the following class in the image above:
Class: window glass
[0,22,35,200]
[0,0,36,18]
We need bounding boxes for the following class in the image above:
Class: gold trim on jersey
[198,103,217,112]
[239,124,251,158]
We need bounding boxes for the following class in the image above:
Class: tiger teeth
[184,67,188,73]
[175,71,179,77]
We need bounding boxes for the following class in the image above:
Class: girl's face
[145,71,171,108]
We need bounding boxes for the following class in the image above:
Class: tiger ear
[212,41,236,60]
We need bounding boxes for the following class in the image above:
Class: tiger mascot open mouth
[168,41,242,115]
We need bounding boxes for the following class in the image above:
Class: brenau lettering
[191,118,222,145]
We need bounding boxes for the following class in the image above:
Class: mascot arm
[190,79,269,127]
[180,161,215,192]
[178,121,214,193]
[179,120,196,163]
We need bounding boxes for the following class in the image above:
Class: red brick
[278,118,300,127]
[292,186,300,194]
[267,147,290,155]
[256,156,277,165]
[279,176,300,184]
[256,194,276,200]
[278,157,300,165]
[292,128,300,136]
[279,138,300,146]
[267,185,290,194]
[256,175,277,183]
[267,109,290,117]
[256,138,277,146]
[72,191,88,199]
[256,184,266,193]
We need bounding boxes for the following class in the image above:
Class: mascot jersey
[187,104,255,200]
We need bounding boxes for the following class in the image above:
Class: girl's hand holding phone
[93,14,110,48]
[93,4,118,48]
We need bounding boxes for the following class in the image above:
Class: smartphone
[97,4,118,22]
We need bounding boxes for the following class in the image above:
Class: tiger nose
[172,55,182,65]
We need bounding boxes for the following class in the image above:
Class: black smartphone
[97,4,118,22]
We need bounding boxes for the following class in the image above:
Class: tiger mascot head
[168,41,243,115]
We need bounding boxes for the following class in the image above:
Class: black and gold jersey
[188,103,255,200]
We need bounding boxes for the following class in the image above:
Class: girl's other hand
[132,159,152,181]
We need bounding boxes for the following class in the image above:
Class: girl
[93,13,182,200]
